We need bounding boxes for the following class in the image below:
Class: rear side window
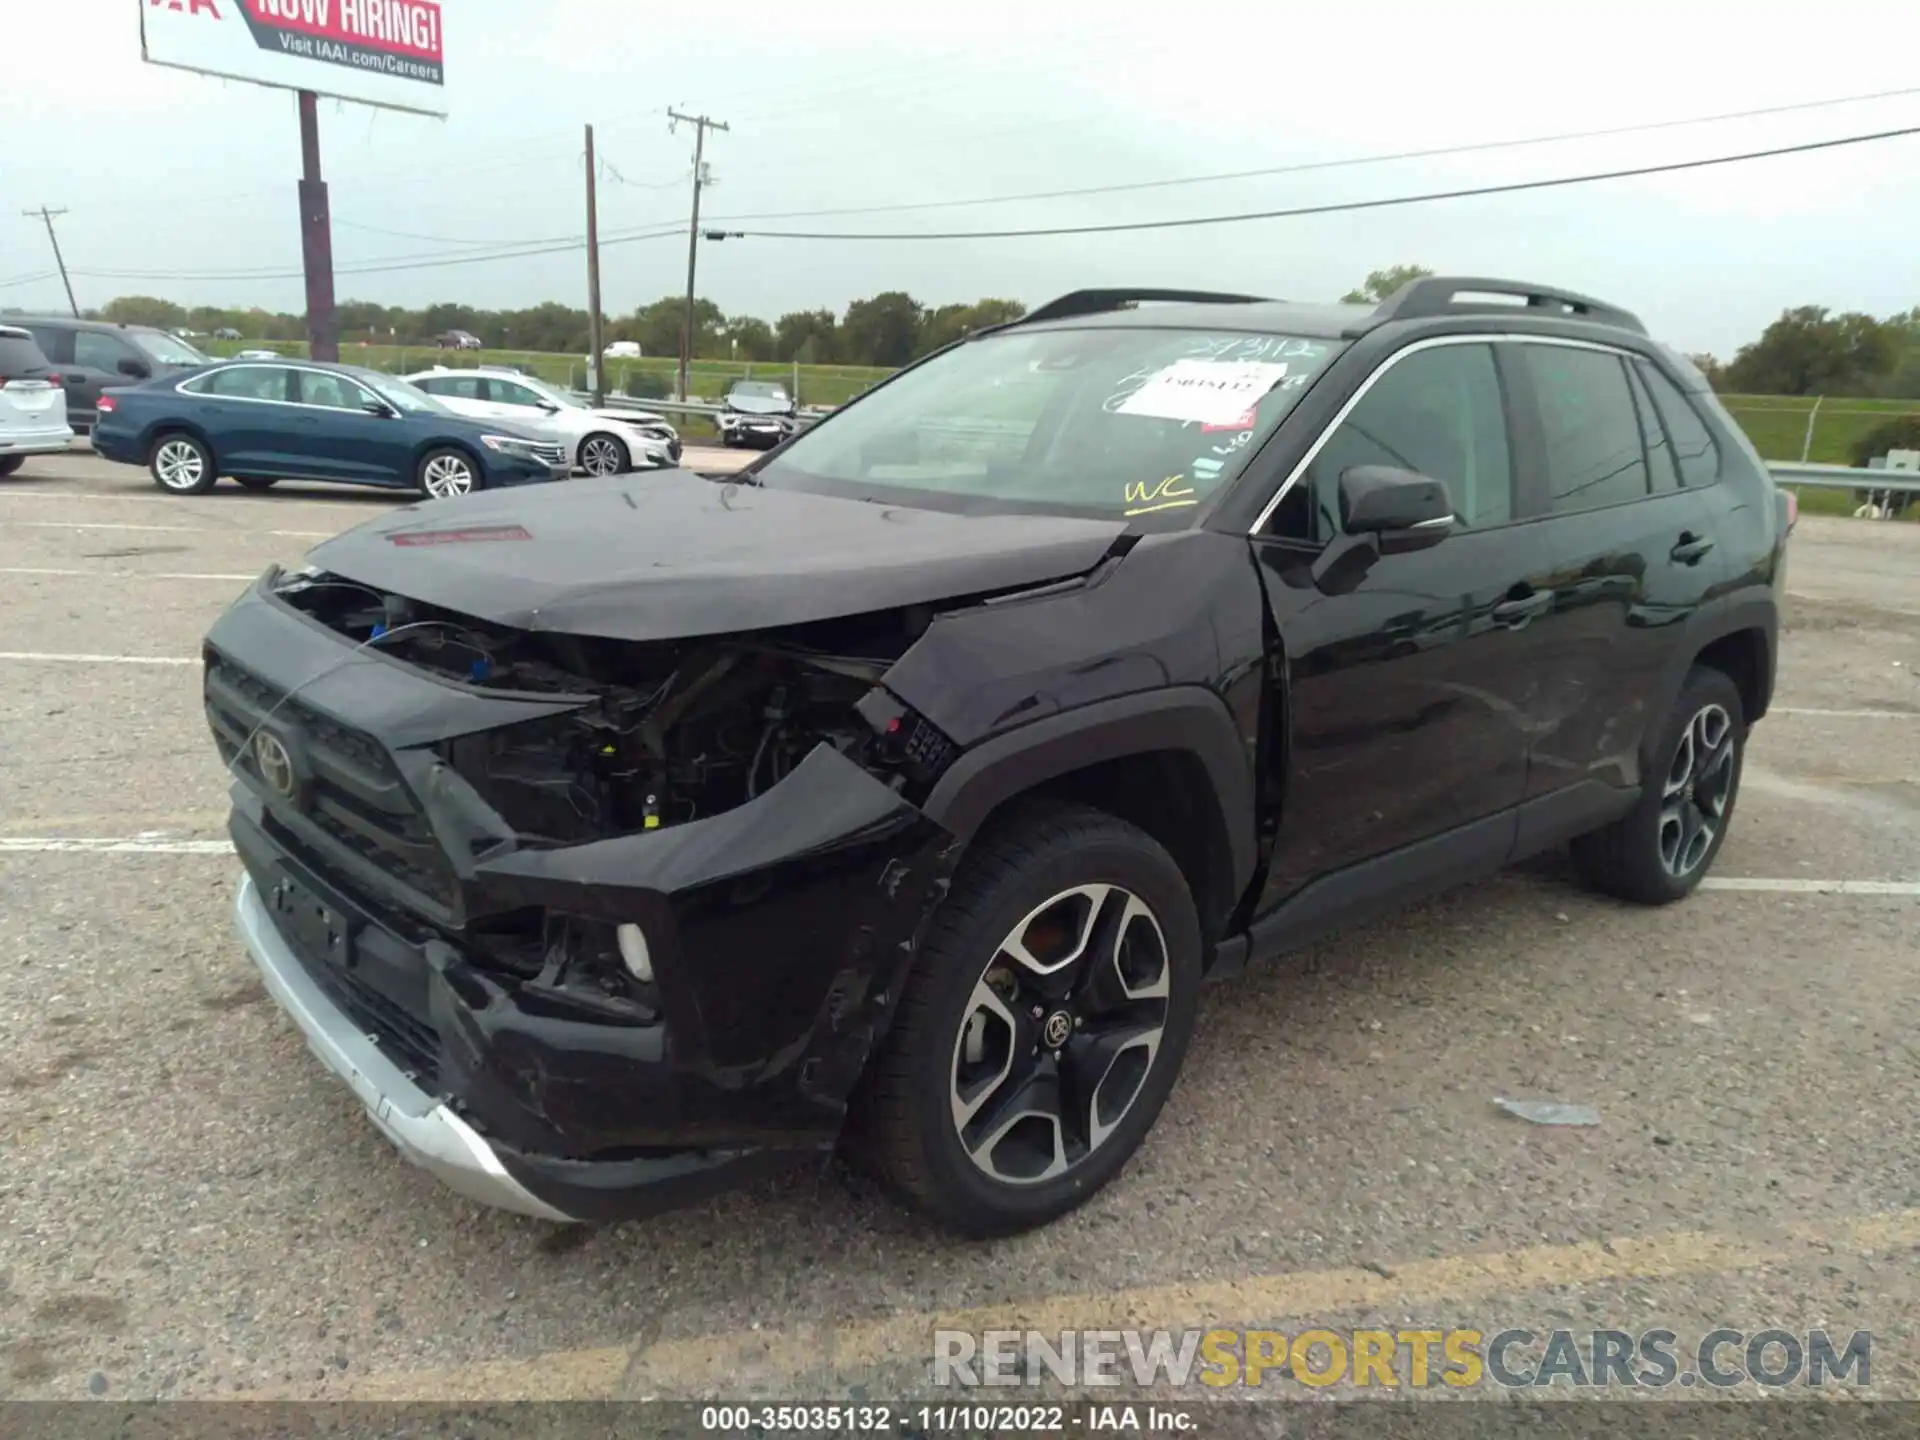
[25,326,71,364]
[433,375,484,400]
[196,365,292,401]
[1523,346,1649,513]
[1636,361,1722,488]
[0,331,53,379]
[1624,362,1679,492]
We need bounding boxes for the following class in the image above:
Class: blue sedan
[91,359,572,498]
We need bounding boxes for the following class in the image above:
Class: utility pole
[296,91,339,362]
[584,123,605,404]
[667,109,729,403]
[22,207,78,317]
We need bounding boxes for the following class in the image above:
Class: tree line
[14,291,1028,370]
[19,266,1919,403]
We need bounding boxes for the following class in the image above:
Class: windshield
[134,329,211,365]
[758,326,1343,521]
[360,371,447,415]
[731,381,789,401]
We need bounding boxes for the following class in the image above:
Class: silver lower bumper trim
[232,872,576,1223]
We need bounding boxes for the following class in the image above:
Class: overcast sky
[4,0,1916,358]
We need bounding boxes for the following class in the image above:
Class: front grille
[205,652,459,911]
[529,441,567,465]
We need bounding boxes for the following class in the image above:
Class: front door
[1249,339,1559,909]
[291,369,414,485]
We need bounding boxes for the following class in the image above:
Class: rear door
[1248,337,1563,908]
[185,364,301,475]
[1504,339,1726,833]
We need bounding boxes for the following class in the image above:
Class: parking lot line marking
[2,519,331,538]
[0,651,195,665]
[0,489,375,511]
[0,566,255,581]
[1773,707,1919,720]
[0,837,233,854]
[274,1205,1920,1401]
[1700,877,1920,895]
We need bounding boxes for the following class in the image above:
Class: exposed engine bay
[272,569,956,847]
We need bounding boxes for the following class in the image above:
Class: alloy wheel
[950,883,1171,1186]
[422,454,475,498]
[580,435,625,476]
[1659,702,1736,878]
[154,440,205,491]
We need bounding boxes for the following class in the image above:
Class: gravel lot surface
[1,454,1915,1415]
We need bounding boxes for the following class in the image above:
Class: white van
[0,325,74,476]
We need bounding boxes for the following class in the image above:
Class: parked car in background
[406,366,680,474]
[233,349,281,361]
[603,341,643,359]
[214,327,244,341]
[435,330,484,351]
[0,324,74,475]
[205,277,1786,1236]
[716,378,799,448]
[10,314,212,430]
[91,359,569,498]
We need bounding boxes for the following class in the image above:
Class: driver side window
[1272,343,1513,543]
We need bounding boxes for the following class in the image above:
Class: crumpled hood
[306,468,1128,641]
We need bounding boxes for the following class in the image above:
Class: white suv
[0,326,74,476]
[404,367,679,476]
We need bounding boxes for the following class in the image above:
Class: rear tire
[1570,665,1745,904]
[233,475,278,491]
[853,802,1202,1236]
[149,433,216,494]
[0,456,24,477]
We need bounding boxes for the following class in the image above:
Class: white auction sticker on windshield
[1115,359,1290,426]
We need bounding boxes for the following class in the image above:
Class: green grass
[196,338,892,407]
[1717,393,1920,520]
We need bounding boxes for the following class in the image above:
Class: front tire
[1570,665,1746,904]
[149,433,216,494]
[417,447,478,499]
[855,803,1202,1236]
[578,431,629,477]
[0,456,24,477]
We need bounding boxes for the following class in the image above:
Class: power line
[702,82,1920,226]
[729,122,1920,241]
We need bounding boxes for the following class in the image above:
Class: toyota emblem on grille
[252,730,297,800]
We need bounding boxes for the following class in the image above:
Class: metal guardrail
[570,391,838,421]
[1767,462,1920,495]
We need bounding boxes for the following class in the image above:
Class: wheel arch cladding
[1644,600,1776,775]
[1693,627,1771,724]
[918,687,1258,944]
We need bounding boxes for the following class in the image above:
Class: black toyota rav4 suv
[204,278,1787,1235]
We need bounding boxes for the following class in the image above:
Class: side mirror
[537,401,560,414]
[117,357,151,378]
[361,399,397,418]
[1338,465,1454,551]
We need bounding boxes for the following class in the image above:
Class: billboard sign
[140,0,448,117]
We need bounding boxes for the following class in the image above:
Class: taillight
[97,395,118,414]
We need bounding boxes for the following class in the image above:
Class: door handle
[1491,588,1554,627]
[1671,532,1715,564]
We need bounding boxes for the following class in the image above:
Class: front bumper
[234,870,572,1221]
[208,573,960,1220]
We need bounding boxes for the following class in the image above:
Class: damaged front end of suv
[204,470,1138,1222]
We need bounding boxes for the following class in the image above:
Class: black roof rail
[1020,287,1273,327]
[1370,276,1646,335]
